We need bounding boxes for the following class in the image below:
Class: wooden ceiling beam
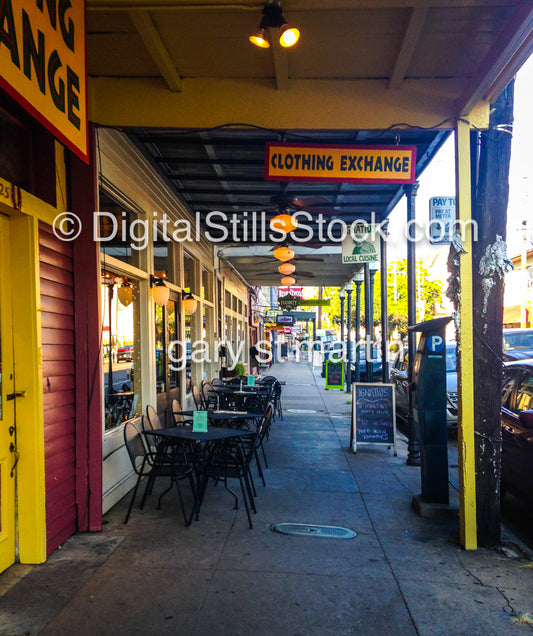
[128,9,182,92]
[389,7,428,90]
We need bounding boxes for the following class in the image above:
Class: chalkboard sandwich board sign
[351,383,396,454]
[325,360,344,390]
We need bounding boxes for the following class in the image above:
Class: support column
[339,288,345,344]
[405,182,421,466]
[456,119,477,550]
[354,272,364,383]
[380,226,390,383]
[346,283,353,392]
[367,264,378,382]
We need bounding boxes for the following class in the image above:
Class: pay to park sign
[0,0,88,162]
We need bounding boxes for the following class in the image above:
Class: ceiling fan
[256,270,316,279]
[246,182,340,217]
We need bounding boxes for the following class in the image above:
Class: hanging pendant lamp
[273,246,295,262]
[270,213,298,234]
[281,275,295,286]
[278,262,295,276]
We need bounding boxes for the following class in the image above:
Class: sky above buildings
[387,53,533,263]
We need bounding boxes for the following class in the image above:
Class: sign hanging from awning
[265,143,416,184]
[342,224,381,264]
[0,0,88,162]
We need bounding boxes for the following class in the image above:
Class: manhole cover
[286,409,317,414]
[270,523,357,539]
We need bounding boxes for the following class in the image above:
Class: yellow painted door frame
[0,213,16,573]
[455,119,477,550]
[0,185,49,567]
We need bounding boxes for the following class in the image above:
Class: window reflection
[98,192,141,268]
[102,272,141,430]
[154,299,181,417]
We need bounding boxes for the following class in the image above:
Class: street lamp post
[339,288,346,344]
[345,282,353,392]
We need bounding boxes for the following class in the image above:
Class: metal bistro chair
[145,404,165,430]
[192,385,205,410]
[198,407,271,529]
[202,382,218,410]
[170,398,193,427]
[123,419,196,526]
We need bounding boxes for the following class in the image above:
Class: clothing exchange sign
[0,0,88,161]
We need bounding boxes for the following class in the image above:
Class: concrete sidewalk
[1,360,532,635]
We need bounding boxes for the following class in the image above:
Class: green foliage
[234,363,246,376]
[321,259,443,338]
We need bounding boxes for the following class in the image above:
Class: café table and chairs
[123,418,196,526]
[143,422,258,527]
[194,404,273,529]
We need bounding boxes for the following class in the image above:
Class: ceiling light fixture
[278,262,295,275]
[280,275,295,286]
[270,213,298,234]
[249,1,300,49]
[273,246,295,262]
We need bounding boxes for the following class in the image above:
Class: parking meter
[408,316,451,504]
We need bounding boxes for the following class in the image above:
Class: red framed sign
[0,0,89,162]
[265,143,416,184]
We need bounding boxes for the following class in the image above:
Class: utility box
[408,317,451,504]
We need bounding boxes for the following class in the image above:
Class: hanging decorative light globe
[273,246,295,262]
[270,213,298,234]
[280,275,295,286]
[182,291,198,314]
[117,281,133,307]
[278,262,295,276]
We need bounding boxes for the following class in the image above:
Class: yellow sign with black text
[265,143,416,184]
[0,0,88,162]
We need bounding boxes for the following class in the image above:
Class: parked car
[320,341,382,382]
[390,343,458,430]
[117,345,134,361]
[500,358,533,504]
[502,328,533,361]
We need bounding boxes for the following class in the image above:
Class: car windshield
[503,331,533,351]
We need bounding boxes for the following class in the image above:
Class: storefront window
[184,252,195,293]
[155,299,180,395]
[102,272,141,430]
[184,309,193,393]
[154,231,173,284]
[98,191,142,268]
[202,268,213,301]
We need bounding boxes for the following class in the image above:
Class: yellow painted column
[455,119,477,550]
[10,213,47,563]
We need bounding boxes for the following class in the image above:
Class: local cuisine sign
[265,143,416,184]
[0,0,88,162]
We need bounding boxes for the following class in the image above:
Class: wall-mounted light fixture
[117,279,133,307]
[182,289,198,314]
[278,262,295,276]
[150,274,170,307]
[249,1,300,49]
[280,275,295,286]
[273,246,295,262]
[270,213,298,234]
